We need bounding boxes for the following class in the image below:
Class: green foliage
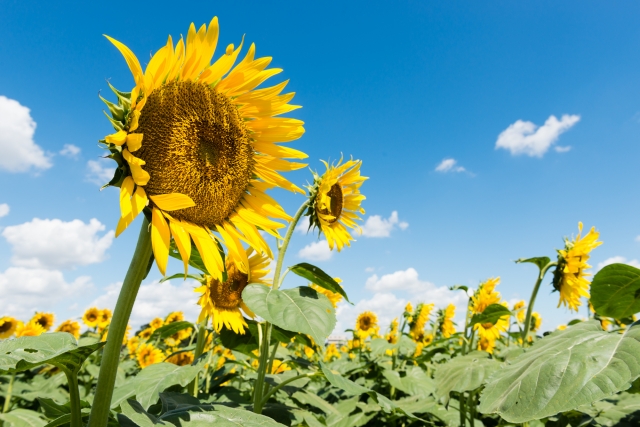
[591,263,640,319]
[289,263,350,302]
[147,322,194,343]
[0,409,47,427]
[469,304,512,326]
[435,351,500,404]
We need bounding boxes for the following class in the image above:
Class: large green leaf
[478,320,640,423]
[516,256,551,270]
[289,263,350,302]
[111,362,202,409]
[382,366,435,398]
[242,284,335,346]
[0,409,47,427]
[0,333,105,374]
[160,406,286,426]
[469,304,511,327]
[118,399,168,427]
[434,351,499,404]
[394,397,460,426]
[591,263,640,319]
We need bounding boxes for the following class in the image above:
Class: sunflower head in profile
[530,312,542,332]
[136,343,164,368]
[55,320,81,339]
[439,304,456,338]
[513,300,526,324]
[30,312,54,332]
[355,311,379,339]
[306,158,367,251]
[100,17,306,279]
[195,247,270,334]
[409,303,434,336]
[552,222,602,312]
[82,307,101,328]
[385,318,399,344]
[15,321,46,337]
[0,317,18,339]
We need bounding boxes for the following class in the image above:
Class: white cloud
[335,292,407,334]
[2,218,114,269]
[0,203,9,218]
[365,268,427,293]
[0,267,91,319]
[554,146,571,153]
[495,114,580,157]
[365,267,375,273]
[597,256,640,270]
[435,158,466,173]
[635,235,640,242]
[91,279,201,329]
[298,240,333,261]
[60,144,81,158]
[87,158,114,185]
[295,216,310,234]
[359,211,408,238]
[0,96,52,172]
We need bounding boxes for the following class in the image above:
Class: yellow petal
[122,149,145,165]
[126,133,144,152]
[119,176,134,218]
[130,165,150,186]
[104,35,144,84]
[131,186,148,217]
[149,193,196,211]
[129,110,141,132]
[187,226,223,281]
[170,220,192,277]
[151,207,171,276]
[115,215,132,238]
[105,130,127,146]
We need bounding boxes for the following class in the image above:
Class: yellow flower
[127,336,140,355]
[471,278,501,314]
[474,311,509,341]
[138,327,154,341]
[414,342,424,357]
[102,17,306,279]
[30,312,55,331]
[477,336,496,354]
[307,158,367,251]
[98,309,112,330]
[324,343,341,361]
[355,311,379,339]
[164,327,193,347]
[385,318,399,344]
[102,324,131,345]
[55,320,81,339]
[167,351,194,366]
[304,346,315,359]
[0,317,18,339]
[553,222,602,312]
[440,304,456,338]
[149,317,164,330]
[15,321,45,337]
[271,359,290,374]
[310,278,343,308]
[409,303,434,336]
[137,343,164,368]
[600,317,612,330]
[165,312,184,324]
[513,300,526,324]
[82,307,101,328]
[195,248,270,334]
[530,312,542,333]
[557,324,567,331]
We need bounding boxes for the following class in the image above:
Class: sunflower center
[359,317,372,330]
[319,183,343,223]
[481,322,495,329]
[35,318,48,328]
[0,322,12,333]
[207,265,249,310]
[135,80,254,227]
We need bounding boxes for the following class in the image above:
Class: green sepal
[103,110,124,131]
[99,93,126,122]
[108,81,132,103]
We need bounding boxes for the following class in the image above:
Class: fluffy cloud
[435,158,466,173]
[298,240,333,261]
[365,268,426,292]
[495,114,580,157]
[0,203,9,218]
[86,158,114,186]
[60,144,81,158]
[0,267,92,319]
[359,211,408,238]
[2,218,114,269]
[295,216,311,234]
[0,96,52,172]
[597,256,640,270]
[335,292,406,335]
[90,279,201,329]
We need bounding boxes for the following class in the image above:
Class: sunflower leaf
[434,351,500,405]
[289,263,350,303]
[516,256,551,270]
[147,321,194,343]
[242,284,336,347]
[590,263,640,319]
[469,304,512,327]
[159,405,286,426]
[168,241,209,276]
[478,320,640,423]
[0,409,47,427]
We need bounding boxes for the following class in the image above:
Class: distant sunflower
[139,327,153,340]
[167,351,194,366]
[98,309,112,330]
[439,304,456,338]
[307,158,367,251]
[552,222,602,312]
[127,336,140,355]
[385,318,399,344]
[0,317,18,339]
[165,311,184,324]
[82,307,101,328]
[30,312,54,331]
[149,317,164,330]
[15,321,45,337]
[471,277,501,314]
[409,303,434,336]
[56,320,81,339]
[310,278,343,308]
[474,308,509,341]
[324,344,341,362]
[101,17,306,278]
[355,311,379,339]
[530,312,542,333]
[477,336,496,354]
[513,300,526,324]
[195,248,270,334]
[137,343,164,368]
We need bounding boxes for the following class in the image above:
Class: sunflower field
[3,15,640,427]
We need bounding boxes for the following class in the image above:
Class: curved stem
[89,217,152,427]
[2,373,15,413]
[272,200,308,291]
[62,368,82,427]
[259,373,319,407]
[521,262,557,345]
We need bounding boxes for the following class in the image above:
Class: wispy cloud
[359,211,408,238]
[86,158,114,185]
[60,144,81,159]
[435,158,466,173]
[298,240,333,261]
[495,114,580,157]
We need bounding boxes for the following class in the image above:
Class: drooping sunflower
[55,320,81,339]
[310,277,344,308]
[439,304,456,338]
[306,158,367,251]
[101,17,306,278]
[0,317,18,339]
[30,312,54,331]
[15,321,45,337]
[82,307,101,328]
[409,303,434,336]
[471,277,501,314]
[355,311,379,339]
[136,343,164,368]
[195,247,270,334]
[552,222,602,312]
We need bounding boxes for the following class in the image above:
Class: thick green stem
[88,217,152,427]
[62,368,82,427]
[521,262,557,345]
[459,393,466,427]
[272,201,308,291]
[190,323,208,397]
[2,373,15,413]
[259,373,319,407]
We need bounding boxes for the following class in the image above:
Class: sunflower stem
[62,368,82,427]
[521,261,557,346]
[259,373,319,407]
[190,322,208,397]
[88,217,153,427]
[2,373,15,413]
[273,200,308,291]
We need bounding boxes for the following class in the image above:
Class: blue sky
[1,1,639,333]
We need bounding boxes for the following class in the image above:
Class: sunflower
[513,300,526,324]
[167,351,194,366]
[136,343,164,368]
[404,302,414,325]
[306,158,367,251]
[15,321,45,337]
[102,324,131,345]
[471,277,501,314]
[165,311,184,324]
[195,247,270,334]
[98,309,112,330]
[0,317,18,339]
[530,312,542,333]
[439,304,456,338]
[477,336,496,354]
[127,336,140,355]
[552,222,602,312]
[55,320,81,339]
[101,17,306,279]
[270,359,290,374]
[303,346,315,359]
[474,308,510,341]
[138,327,154,341]
[164,327,193,347]
[30,312,54,331]
[310,278,343,308]
[324,344,341,362]
[82,307,101,328]
[409,303,434,336]
[385,318,399,344]
[149,317,164,330]
[355,311,379,339]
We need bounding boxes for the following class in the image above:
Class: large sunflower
[307,158,367,251]
[102,17,306,278]
[195,247,270,334]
